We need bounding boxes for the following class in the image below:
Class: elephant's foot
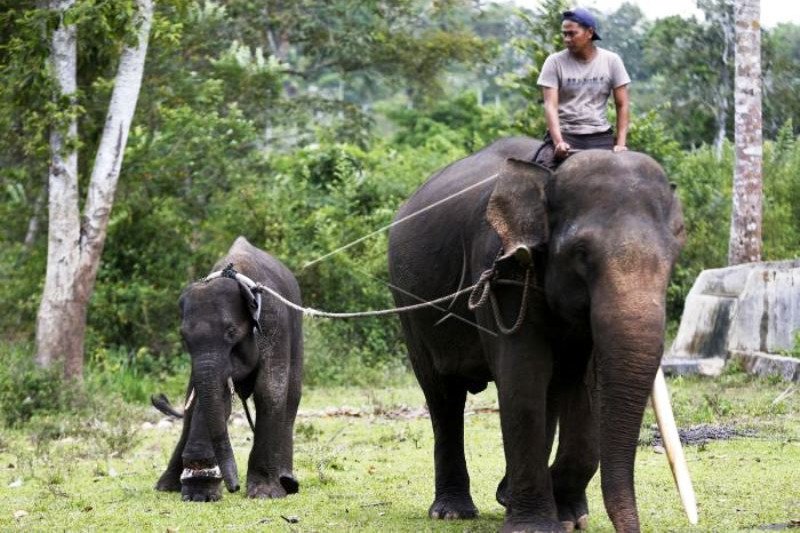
[501,516,565,533]
[181,478,223,502]
[155,470,181,492]
[555,492,589,532]
[496,475,509,508]
[180,466,223,502]
[247,474,299,499]
[428,493,478,519]
[279,474,300,494]
[247,481,286,499]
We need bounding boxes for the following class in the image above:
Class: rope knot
[468,267,496,311]
[221,263,238,279]
[468,266,532,335]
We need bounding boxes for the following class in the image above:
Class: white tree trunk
[36,0,81,374]
[36,0,154,379]
[728,0,762,265]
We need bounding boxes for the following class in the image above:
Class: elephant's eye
[225,325,238,341]
[572,242,589,262]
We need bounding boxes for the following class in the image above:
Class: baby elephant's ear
[238,284,262,333]
[486,158,551,266]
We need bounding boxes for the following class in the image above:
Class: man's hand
[554,141,571,159]
[613,145,628,152]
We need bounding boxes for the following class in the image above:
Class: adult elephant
[155,236,303,502]
[387,137,685,532]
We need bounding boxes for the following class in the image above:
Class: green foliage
[642,1,734,148]
[626,107,683,171]
[502,0,569,135]
[762,122,800,260]
[666,144,733,318]
[1,0,800,391]
[0,344,77,427]
[0,342,184,430]
[388,92,514,152]
[597,2,649,81]
[86,345,189,403]
[763,25,800,138]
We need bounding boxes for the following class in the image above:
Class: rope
[488,268,531,335]
[467,266,532,335]
[467,268,494,311]
[252,282,478,318]
[302,172,501,269]
[240,394,256,433]
[204,263,534,332]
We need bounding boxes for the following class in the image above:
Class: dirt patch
[298,405,430,420]
[644,423,757,447]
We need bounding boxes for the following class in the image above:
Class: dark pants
[532,129,615,169]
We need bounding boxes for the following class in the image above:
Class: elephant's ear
[668,183,686,249]
[237,283,262,334]
[486,158,551,266]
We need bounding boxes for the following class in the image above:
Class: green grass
[1,371,798,532]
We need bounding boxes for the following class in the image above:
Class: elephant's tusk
[228,376,235,397]
[651,367,698,525]
[184,388,196,412]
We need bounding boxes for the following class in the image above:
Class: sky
[510,0,800,28]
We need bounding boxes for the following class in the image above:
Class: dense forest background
[1,0,799,404]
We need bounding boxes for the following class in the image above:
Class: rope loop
[467,268,495,311]
[488,267,531,335]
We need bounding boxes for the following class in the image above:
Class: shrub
[0,344,79,427]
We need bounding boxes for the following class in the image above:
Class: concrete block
[731,351,800,382]
[670,260,800,362]
[728,267,800,354]
[661,357,726,377]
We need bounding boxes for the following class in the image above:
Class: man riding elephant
[388,137,684,532]
[533,7,631,168]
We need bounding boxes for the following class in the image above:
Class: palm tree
[728,0,763,264]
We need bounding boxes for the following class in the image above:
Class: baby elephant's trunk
[194,359,240,493]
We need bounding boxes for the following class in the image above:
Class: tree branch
[80,0,153,275]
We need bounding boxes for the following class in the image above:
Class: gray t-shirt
[537,48,630,135]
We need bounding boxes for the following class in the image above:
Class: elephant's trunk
[591,281,667,532]
[193,357,239,493]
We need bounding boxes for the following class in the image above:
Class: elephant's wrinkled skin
[387,137,684,532]
[156,237,303,502]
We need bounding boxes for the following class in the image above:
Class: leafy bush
[0,344,78,427]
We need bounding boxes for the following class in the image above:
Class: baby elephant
[155,236,303,502]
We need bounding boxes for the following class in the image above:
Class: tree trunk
[36,0,81,374]
[36,0,154,379]
[728,0,762,265]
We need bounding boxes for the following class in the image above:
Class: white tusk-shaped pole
[652,367,698,525]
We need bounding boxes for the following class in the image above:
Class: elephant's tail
[151,393,185,418]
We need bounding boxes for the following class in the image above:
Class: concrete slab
[730,351,800,382]
[670,260,800,361]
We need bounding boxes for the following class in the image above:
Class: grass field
[1,368,799,532]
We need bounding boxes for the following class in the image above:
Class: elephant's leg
[550,380,598,532]
[424,378,476,519]
[492,326,562,533]
[546,346,597,532]
[156,387,194,492]
[179,406,224,502]
[246,343,299,499]
[496,380,560,510]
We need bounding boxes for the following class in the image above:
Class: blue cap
[563,8,602,40]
